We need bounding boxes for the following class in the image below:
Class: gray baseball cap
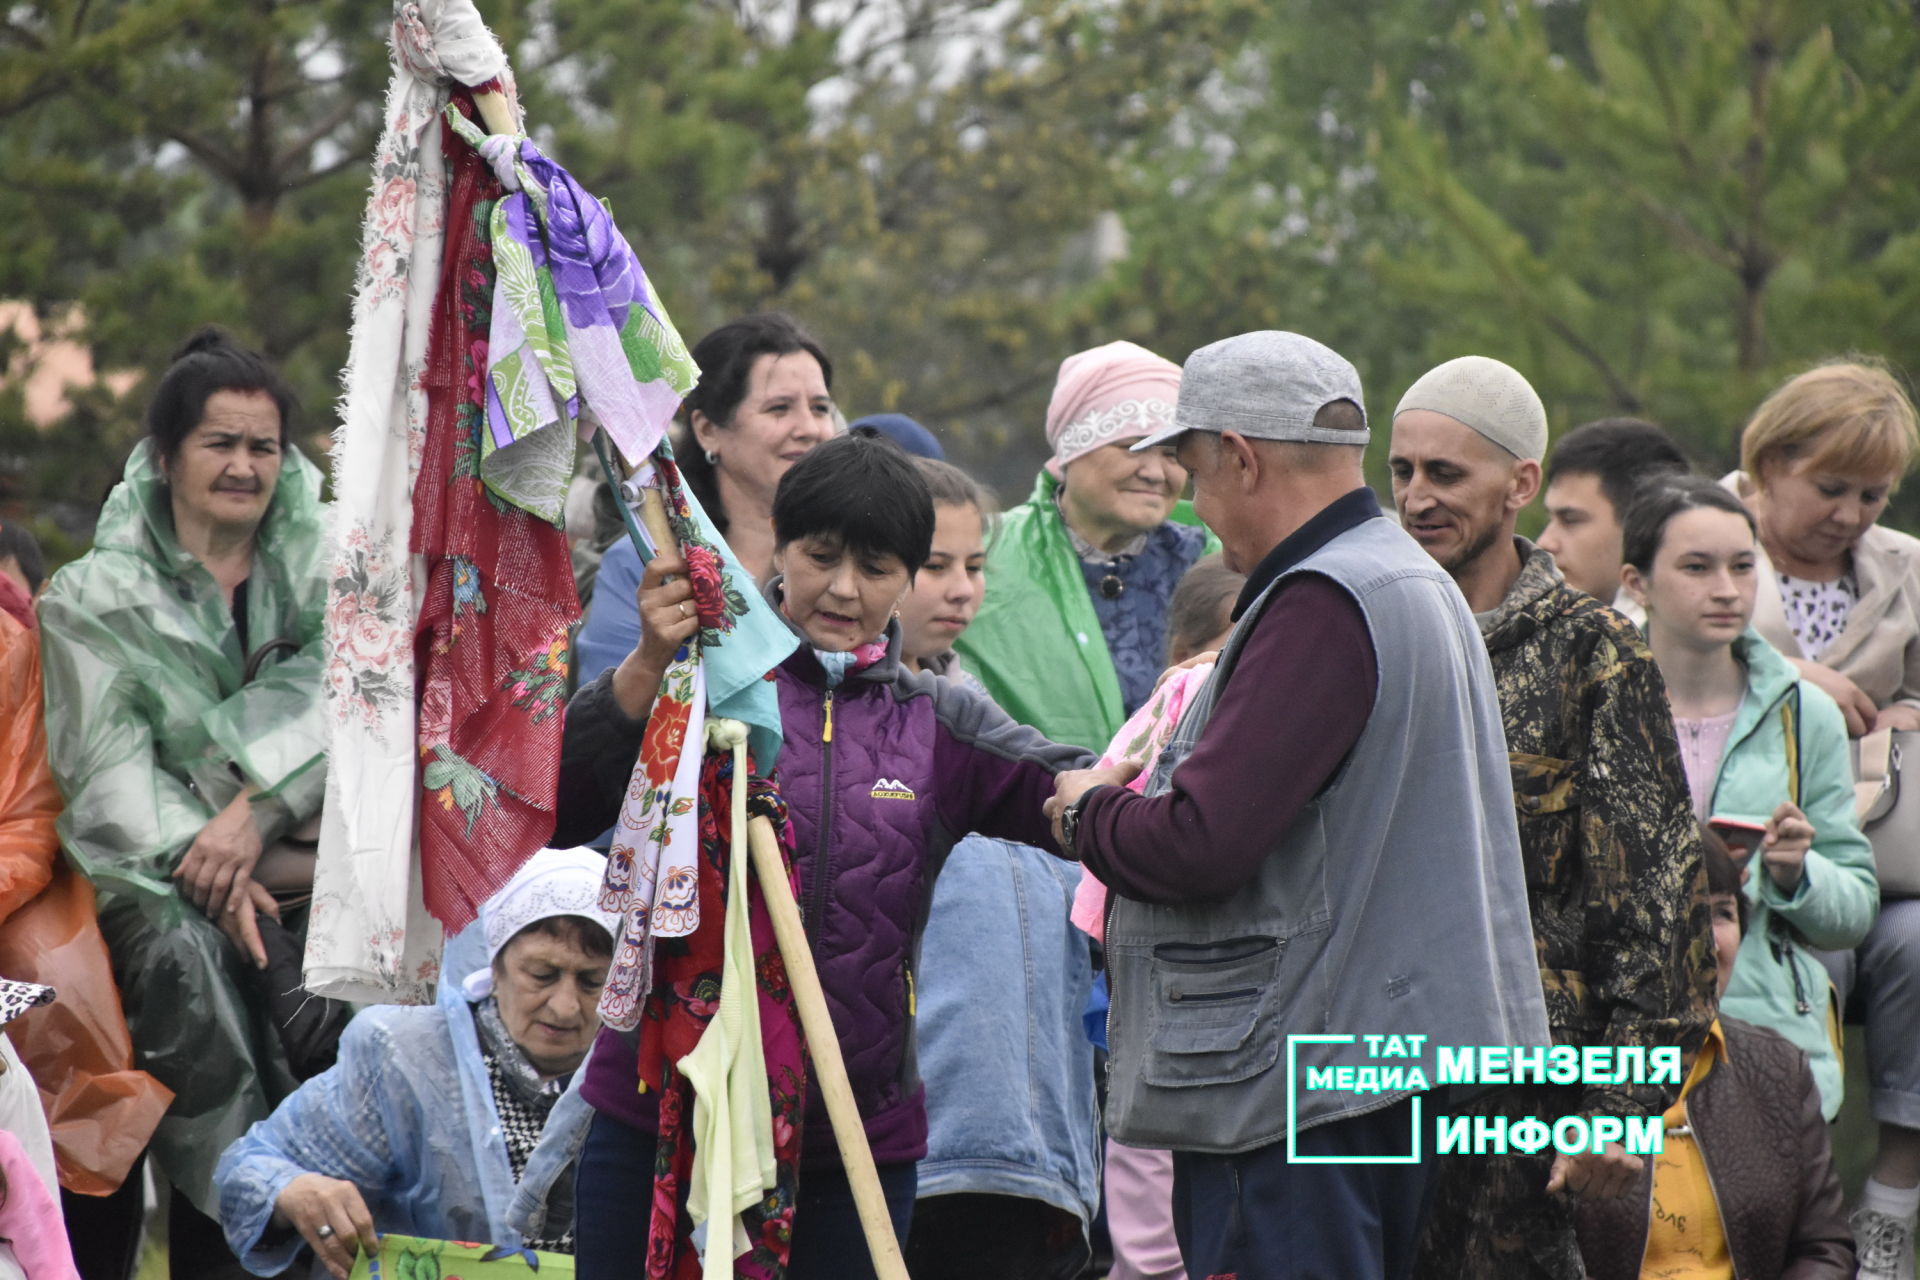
[1132,330,1367,451]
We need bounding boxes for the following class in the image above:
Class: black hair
[1621,474,1757,573]
[914,458,995,518]
[774,429,934,575]
[500,914,616,963]
[677,313,834,534]
[1699,824,1749,937]
[1166,553,1245,663]
[144,325,295,466]
[1313,398,1367,435]
[0,520,47,593]
[1544,418,1690,520]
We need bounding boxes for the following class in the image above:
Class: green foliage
[3,0,1917,538]
[1,0,1258,524]
[1368,0,1920,477]
[0,0,389,541]
[1081,0,1920,511]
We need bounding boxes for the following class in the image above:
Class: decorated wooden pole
[638,473,911,1279]
[472,65,906,1275]
[348,12,906,1268]
[486,117,907,1266]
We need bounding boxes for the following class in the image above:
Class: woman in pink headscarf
[955,341,1216,753]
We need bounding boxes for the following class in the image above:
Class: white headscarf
[461,847,620,999]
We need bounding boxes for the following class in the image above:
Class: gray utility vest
[1105,516,1548,1153]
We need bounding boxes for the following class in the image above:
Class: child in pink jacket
[1072,556,1239,1280]
[0,1127,78,1280]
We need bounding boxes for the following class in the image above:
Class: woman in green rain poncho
[955,341,1216,753]
[38,327,332,1277]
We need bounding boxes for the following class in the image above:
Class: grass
[1836,1025,1876,1200]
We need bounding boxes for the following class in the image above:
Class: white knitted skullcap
[460,846,617,1000]
[1393,356,1547,462]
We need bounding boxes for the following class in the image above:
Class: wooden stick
[462,36,906,1275]
[636,483,679,558]
[638,484,909,1276]
[472,87,517,138]
[748,815,910,1279]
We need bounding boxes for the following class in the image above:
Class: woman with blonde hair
[1727,358,1920,1280]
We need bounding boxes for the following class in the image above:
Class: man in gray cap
[1390,356,1715,1280]
[1048,332,1547,1280]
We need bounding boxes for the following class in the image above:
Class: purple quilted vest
[774,648,942,1165]
[576,635,1080,1169]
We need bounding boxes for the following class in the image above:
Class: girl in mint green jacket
[1622,475,1877,1118]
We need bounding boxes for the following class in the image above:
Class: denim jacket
[914,835,1100,1224]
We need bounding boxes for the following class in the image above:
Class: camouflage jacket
[1479,540,1716,1119]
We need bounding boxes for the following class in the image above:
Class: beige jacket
[1725,470,1920,712]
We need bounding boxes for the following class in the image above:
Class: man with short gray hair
[1390,355,1715,1280]
[1047,331,1548,1280]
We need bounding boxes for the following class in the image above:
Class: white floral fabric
[306,0,511,1004]
[1778,571,1858,663]
[599,658,707,1031]
[1050,397,1177,471]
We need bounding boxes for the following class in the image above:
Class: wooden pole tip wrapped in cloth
[442,78,912,1280]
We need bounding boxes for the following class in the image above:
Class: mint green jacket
[1711,629,1878,1119]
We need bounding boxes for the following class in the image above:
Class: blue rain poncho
[215,927,595,1274]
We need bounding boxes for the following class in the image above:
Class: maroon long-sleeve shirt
[1078,490,1381,905]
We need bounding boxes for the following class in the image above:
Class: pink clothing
[1105,1139,1188,1280]
[0,579,30,632]
[1043,340,1181,478]
[1674,709,1738,821]
[0,1129,78,1280]
[1070,663,1213,943]
[1074,669,1206,1280]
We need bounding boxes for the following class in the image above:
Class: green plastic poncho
[37,439,329,1213]
[955,470,1217,753]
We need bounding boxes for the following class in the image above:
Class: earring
[704,450,719,465]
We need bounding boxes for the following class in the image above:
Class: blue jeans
[574,1108,918,1279]
[1820,897,1920,1129]
[1172,1096,1436,1280]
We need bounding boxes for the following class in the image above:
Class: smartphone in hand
[1708,815,1768,861]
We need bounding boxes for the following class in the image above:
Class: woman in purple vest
[554,429,1100,1279]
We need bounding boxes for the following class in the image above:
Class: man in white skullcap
[1390,358,1715,1280]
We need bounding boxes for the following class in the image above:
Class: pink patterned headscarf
[1044,340,1182,478]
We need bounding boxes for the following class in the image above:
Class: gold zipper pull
[823,688,835,743]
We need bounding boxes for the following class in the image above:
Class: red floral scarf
[643,756,807,1279]
[412,94,581,932]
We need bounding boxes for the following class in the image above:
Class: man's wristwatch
[1059,786,1103,857]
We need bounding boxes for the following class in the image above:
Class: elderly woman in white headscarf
[214,849,617,1279]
